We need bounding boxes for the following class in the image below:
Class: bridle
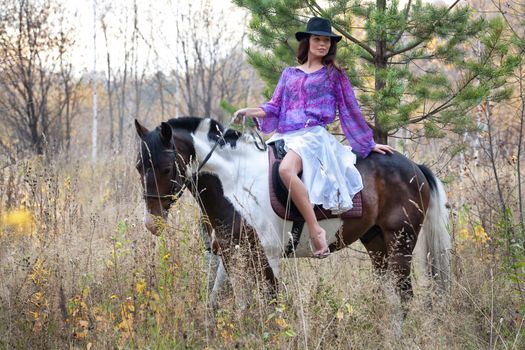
[141,122,267,206]
[142,149,182,201]
[141,144,218,203]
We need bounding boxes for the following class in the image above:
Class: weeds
[0,152,523,349]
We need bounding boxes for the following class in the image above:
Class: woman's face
[309,35,331,59]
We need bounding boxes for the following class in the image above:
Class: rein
[143,119,266,203]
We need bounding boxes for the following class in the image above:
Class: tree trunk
[102,17,114,148]
[65,90,71,153]
[27,80,42,154]
[156,71,166,120]
[374,0,388,144]
[119,66,128,149]
[518,64,525,232]
[92,0,98,163]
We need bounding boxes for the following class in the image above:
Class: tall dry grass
[0,150,523,349]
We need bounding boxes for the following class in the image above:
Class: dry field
[0,147,523,349]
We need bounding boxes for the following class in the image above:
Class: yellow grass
[0,152,523,349]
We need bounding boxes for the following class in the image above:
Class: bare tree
[92,0,98,162]
[165,1,256,120]
[57,28,81,154]
[0,0,76,155]
[100,8,115,148]
[212,48,262,120]
[106,0,152,148]
[112,3,131,149]
[491,0,525,228]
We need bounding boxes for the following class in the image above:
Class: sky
[61,0,248,74]
[61,0,461,74]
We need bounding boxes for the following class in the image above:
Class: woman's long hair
[296,35,342,72]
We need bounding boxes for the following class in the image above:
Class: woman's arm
[234,68,289,132]
[333,70,377,157]
[334,70,394,156]
[233,107,266,120]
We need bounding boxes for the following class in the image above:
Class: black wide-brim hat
[295,17,342,42]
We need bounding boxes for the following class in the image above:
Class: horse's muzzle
[143,210,168,236]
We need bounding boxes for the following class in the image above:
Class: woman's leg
[279,150,329,255]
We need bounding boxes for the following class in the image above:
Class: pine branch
[491,0,525,57]
[390,0,412,48]
[385,0,461,59]
[409,32,501,124]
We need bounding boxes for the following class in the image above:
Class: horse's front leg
[209,260,227,311]
[209,255,280,311]
[265,257,281,300]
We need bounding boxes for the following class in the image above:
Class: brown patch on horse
[192,173,278,296]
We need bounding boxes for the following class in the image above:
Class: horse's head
[135,116,250,235]
[134,119,190,235]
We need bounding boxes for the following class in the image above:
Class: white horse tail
[415,164,452,293]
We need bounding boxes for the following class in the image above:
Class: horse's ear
[135,119,149,139]
[160,122,173,146]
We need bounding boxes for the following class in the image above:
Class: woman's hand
[372,144,395,155]
[233,107,265,124]
[233,108,249,124]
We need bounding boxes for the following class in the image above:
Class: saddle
[268,140,363,222]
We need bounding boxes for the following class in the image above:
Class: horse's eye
[162,167,171,175]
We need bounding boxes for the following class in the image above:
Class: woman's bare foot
[310,227,330,258]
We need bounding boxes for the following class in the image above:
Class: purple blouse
[258,66,376,158]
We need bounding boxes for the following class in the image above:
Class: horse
[134,116,451,312]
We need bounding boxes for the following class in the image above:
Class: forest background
[0,0,524,348]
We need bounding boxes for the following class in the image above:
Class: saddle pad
[268,143,363,222]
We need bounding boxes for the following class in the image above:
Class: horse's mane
[139,117,203,165]
[166,116,242,148]
[166,116,202,134]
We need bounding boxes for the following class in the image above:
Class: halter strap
[142,126,227,201]
[142,149,180,200]
[143,118,265,202]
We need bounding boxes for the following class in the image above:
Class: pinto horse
[134,116,451,308]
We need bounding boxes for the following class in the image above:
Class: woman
[234,17,394,258]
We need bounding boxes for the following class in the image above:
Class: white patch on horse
[190,118,344,269]
[283,219,343,257]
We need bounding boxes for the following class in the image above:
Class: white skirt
[267,126,363,214]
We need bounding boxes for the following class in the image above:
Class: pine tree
[233,0,520,143]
